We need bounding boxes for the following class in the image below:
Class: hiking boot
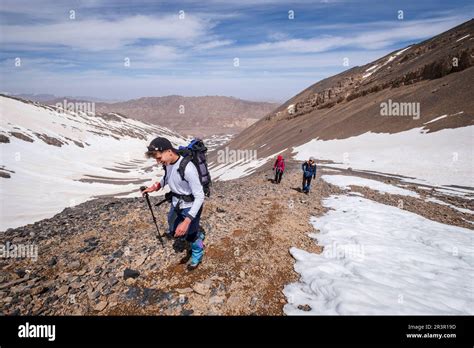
[187,263,199,271]
[179,250,192,264]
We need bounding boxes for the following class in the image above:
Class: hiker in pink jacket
[273,155,285,184]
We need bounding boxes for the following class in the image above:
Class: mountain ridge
[220,19,474,160]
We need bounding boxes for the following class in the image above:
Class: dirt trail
[108,164,332,315]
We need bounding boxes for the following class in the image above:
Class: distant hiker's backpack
[303,162,316,178]
[177,139,212,197]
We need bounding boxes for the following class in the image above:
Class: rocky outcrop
[264,20,474,122]
[0,134,10,143]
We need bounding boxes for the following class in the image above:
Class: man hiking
[273,155,285,184]
[142,137,205,270]
[302,156,317,194]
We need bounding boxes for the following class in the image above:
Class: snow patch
[210,149,287,181]
[424,114,448,125]
[456,34,470,42]
[292,126,474,187]
[322,175,419,197]
[284,195,474,315]
[362,46,410,79]
[365,64,379,72]
[395,46,411,56]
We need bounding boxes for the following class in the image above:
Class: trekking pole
[140,186,165,247]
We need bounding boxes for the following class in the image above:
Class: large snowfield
[0,96,186,230]
[284,194,474,315]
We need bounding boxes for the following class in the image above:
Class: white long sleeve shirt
[159,156,204,219]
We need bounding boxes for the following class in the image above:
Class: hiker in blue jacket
[302,156,317,194]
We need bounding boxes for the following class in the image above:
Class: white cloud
[192,40,234,51]
[1,15,212,50]
[239,15,469,53]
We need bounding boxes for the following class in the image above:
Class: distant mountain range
[7,93,118,103]
[91,96,279,137]
[9,94,279,138]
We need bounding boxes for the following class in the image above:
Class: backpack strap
[162,164,168,185]
[178,156,191,183]
[164,157,194,202]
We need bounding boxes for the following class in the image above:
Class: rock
[0,134,10,143]
[250,297,258,307]
[107,277,119,287]
[88,290,100,300]
[96,282,106,291]
[56,285,69,297]
[11,284,28,294]
[176,287,193,294]
[70,282,83,290]
[79,245,97,253]
[239,271,245,279]
[297,304,312,311]
[94,301,108,312]
[71,307,85,316]
[76,269,87,276]
[209,295,225,305]
[32,285,50,296]
[210,276,225,282]
[112,249,123,258]
[192,282,210,296]
[227,294,240,307]
[123,268,140,280]
[69,261,81,270]
[133,254,147,268]
[125,278,136,286]
[15,269,27,278]
[48,257,57,267]
[229,282,240,291]
[180,309,194,316]
[262,200,272,205]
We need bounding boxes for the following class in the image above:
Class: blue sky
[0,0,472,102]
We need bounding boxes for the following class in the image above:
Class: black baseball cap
[147,137,174,152]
